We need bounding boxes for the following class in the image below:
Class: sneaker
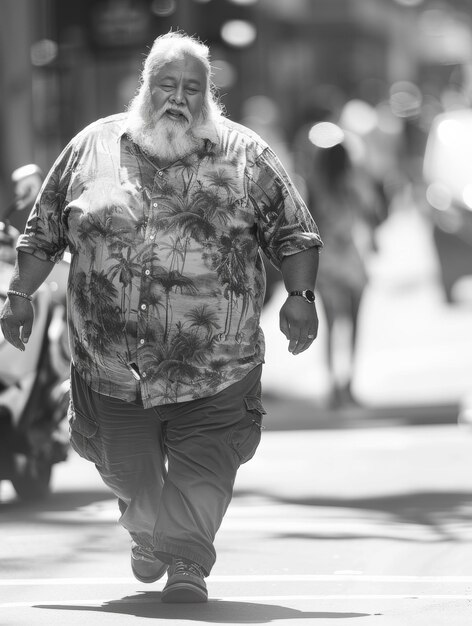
[131,541,168,583]
[161,558,208,603]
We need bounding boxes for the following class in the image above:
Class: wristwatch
[288,290,316,303]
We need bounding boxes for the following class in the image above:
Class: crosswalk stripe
[2,574,472,585]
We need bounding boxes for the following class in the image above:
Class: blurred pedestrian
[0,32,322,602]
[306,139,379,407]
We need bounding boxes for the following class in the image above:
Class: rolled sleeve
[251,147,322,268]
[16,143,75,263]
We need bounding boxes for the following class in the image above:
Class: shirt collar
[191,117,220,146]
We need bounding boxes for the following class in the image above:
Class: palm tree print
[108,246,144,319]
[208,226,253,340]
[25,116,320,407]
[184,304,220,339]
[153,269,198,340]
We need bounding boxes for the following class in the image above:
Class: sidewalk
[260,203,472,425]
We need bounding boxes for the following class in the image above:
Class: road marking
[1,594,472,609]
[2,574,472,585]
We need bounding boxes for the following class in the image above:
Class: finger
[20,324,31,344]
[1,323,25,351]
[279,315,290,340]
[291,330,317,355]
[20,316,33,344]
[292,340,311,355]
[288,327,301,354]
[291,339,308,355]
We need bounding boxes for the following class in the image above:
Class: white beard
[127,101,203,162]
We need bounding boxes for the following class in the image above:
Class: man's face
[150,56,206,127]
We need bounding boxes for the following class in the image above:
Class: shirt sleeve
[250,146,323,269]
[16,141,76,263]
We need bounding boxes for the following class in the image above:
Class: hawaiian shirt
[17,113,322,407]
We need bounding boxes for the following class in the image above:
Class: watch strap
[288,290,315,302]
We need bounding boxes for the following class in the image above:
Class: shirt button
[140,303,147,311]
[139,338,145,345]
[142,372,147,378]
[153,202,158,207]
[158,171,163,177]
[144,269,150,276]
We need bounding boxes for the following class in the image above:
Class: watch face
[304,290,315,303]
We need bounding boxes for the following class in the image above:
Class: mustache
[157,105,192,124]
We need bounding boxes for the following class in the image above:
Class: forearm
[280,247,319,292]
[9,250,55,296]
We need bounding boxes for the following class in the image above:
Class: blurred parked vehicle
[423,109,472,303]
[0,165,70,501]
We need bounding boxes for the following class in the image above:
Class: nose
[170,83,185,105]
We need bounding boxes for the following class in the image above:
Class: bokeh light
[426,182,452,212]
[389,81,422,118]
[151,0,177,16]
[220,20,257,47]
[340,100,378,135]
[308,122,344,148]
[437,118,464,147]
[30,39,58,67]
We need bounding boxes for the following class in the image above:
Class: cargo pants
[68,364,265,575]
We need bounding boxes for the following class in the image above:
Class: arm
[279,247,319,355]
[0,251,55,351]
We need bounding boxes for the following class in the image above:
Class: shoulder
[69,112,127,148]
[217,117,269,157]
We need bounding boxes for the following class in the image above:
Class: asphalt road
[2,422,472,625]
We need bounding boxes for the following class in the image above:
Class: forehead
[154,55,207,86]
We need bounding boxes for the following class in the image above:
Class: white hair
[126,32,222,160]
[135,31,223,121]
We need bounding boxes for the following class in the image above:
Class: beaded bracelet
[7,289,32,302]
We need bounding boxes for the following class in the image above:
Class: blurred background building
[2,0,472,412]
[2,0,472,202]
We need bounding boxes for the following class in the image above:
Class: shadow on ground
[262,394,459,431]
[36,591,375,621]
[0,488,115,517]
[233,489,472,542]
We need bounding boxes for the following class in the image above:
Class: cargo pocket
[228,396,266,465]
[68,407,102,465]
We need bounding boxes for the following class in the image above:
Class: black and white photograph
[1,0,472,624]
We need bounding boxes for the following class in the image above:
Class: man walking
[0,32,322,602]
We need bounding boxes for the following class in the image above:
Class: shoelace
[173,559,205,578]
[132,544,155,562]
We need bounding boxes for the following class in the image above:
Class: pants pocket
[68,405,102,465]
[228,395,266,465]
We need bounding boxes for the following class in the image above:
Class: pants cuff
[153,539,214,576]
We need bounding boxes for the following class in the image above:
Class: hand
[279,296,318,355]
[0,296,34,351]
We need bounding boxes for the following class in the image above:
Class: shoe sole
[161,581,208,603]
[131,559,168,583]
